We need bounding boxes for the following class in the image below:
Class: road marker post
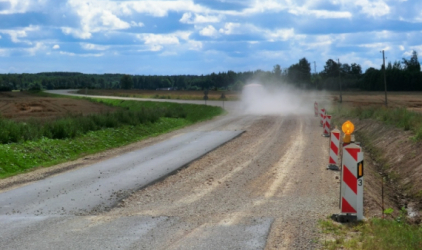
[314,102,318,117]
[332,121,364,222]
[323,115,332,137]
[327,128,340,170]
[319,108,326,127]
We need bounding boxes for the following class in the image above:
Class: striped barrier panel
[340,143,364,220]
[314,102,318,117]
[319,108,325,126]
[323,115,332,137]
[328,129,340,170]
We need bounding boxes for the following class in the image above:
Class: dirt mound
[0,92,117,121]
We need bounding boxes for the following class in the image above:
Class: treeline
[0,51,420,91]
[0,71,255,91]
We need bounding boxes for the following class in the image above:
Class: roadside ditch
[333,117,422,222]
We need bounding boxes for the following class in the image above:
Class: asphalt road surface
[0,90,339,249]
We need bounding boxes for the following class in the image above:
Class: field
[0,91,116,121]
[77,89,240,101]
[0,92,224,178]
[328,91,422,112]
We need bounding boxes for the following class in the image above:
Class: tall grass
[0,109,165,144]
[335,105,422,140]
[0,98,199,144]
[320,214,422,250]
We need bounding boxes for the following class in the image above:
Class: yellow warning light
[342,120,355,135]
[357,161,364,178]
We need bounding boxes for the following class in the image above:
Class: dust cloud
[241,82,322,116]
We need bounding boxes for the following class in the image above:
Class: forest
[0,51,420,92]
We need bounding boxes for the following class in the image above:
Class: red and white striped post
[314,102,318,117]
[327,128,340,170]
[340,143,364,220]
[323,115,332,137]
[319,108,325,126]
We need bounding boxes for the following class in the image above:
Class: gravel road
[0,91,339,249]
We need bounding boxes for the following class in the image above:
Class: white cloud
[130,21,144,27]
[141,34,180,45]
[80,43,109,50]
[289,8,352,19]
[0,48,9,57]
[61,27,92,39]
[0,25,39,43]
[355,0,390,17]
[59,50,104,57]
[219,23,241,35]
[399,45,405,51]
[199,25,219,37]
[63,0,131,39]
[0,0,49,14]
[188,40,202,50]
[60,51,76,56]
[266,28,295,41]
[26,42,46,56]
[180,12,221,24]
[123,1,207,17]
[150,45,163,52]
[53,44,60,49]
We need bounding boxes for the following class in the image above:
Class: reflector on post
[357,161,364,178]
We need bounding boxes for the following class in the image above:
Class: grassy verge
[319,213,422,249]
[0,99,224,178]
[332,105,422,141]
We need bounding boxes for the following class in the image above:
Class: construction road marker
[340,143,364,221]
[327,128,340,170]
[323,115,332,137]
[319,108,326,127]
[314,102,318,117]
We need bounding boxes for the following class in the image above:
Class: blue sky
[0,0,421,75]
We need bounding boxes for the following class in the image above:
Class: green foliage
[334,106,422,140]
[120,74,134,89]
[0,109,162,143]
[384,207,394,215]
[0,99,224,178]
[320,215,422,250]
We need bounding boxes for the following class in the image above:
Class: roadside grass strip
[319,215,422,250]
[333,106,422,141]
[0,99,224,178]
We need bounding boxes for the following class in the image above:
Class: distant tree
[402,50,421,72]
[287,58,311,84]
[322,59,339,77]
[120,75,133,89]
[350,63,362,76]
[273,64,282,79]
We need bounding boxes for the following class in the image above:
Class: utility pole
[381,50,388,107]
[314,61,317,90]
[338,58,342,103]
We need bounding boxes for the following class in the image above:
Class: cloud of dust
[240,82,327,116]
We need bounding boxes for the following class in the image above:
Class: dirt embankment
[334,117,422,222]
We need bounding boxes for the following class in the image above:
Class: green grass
[333,105,422,141]
[0,98,224,178]
[319,215,422,250]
